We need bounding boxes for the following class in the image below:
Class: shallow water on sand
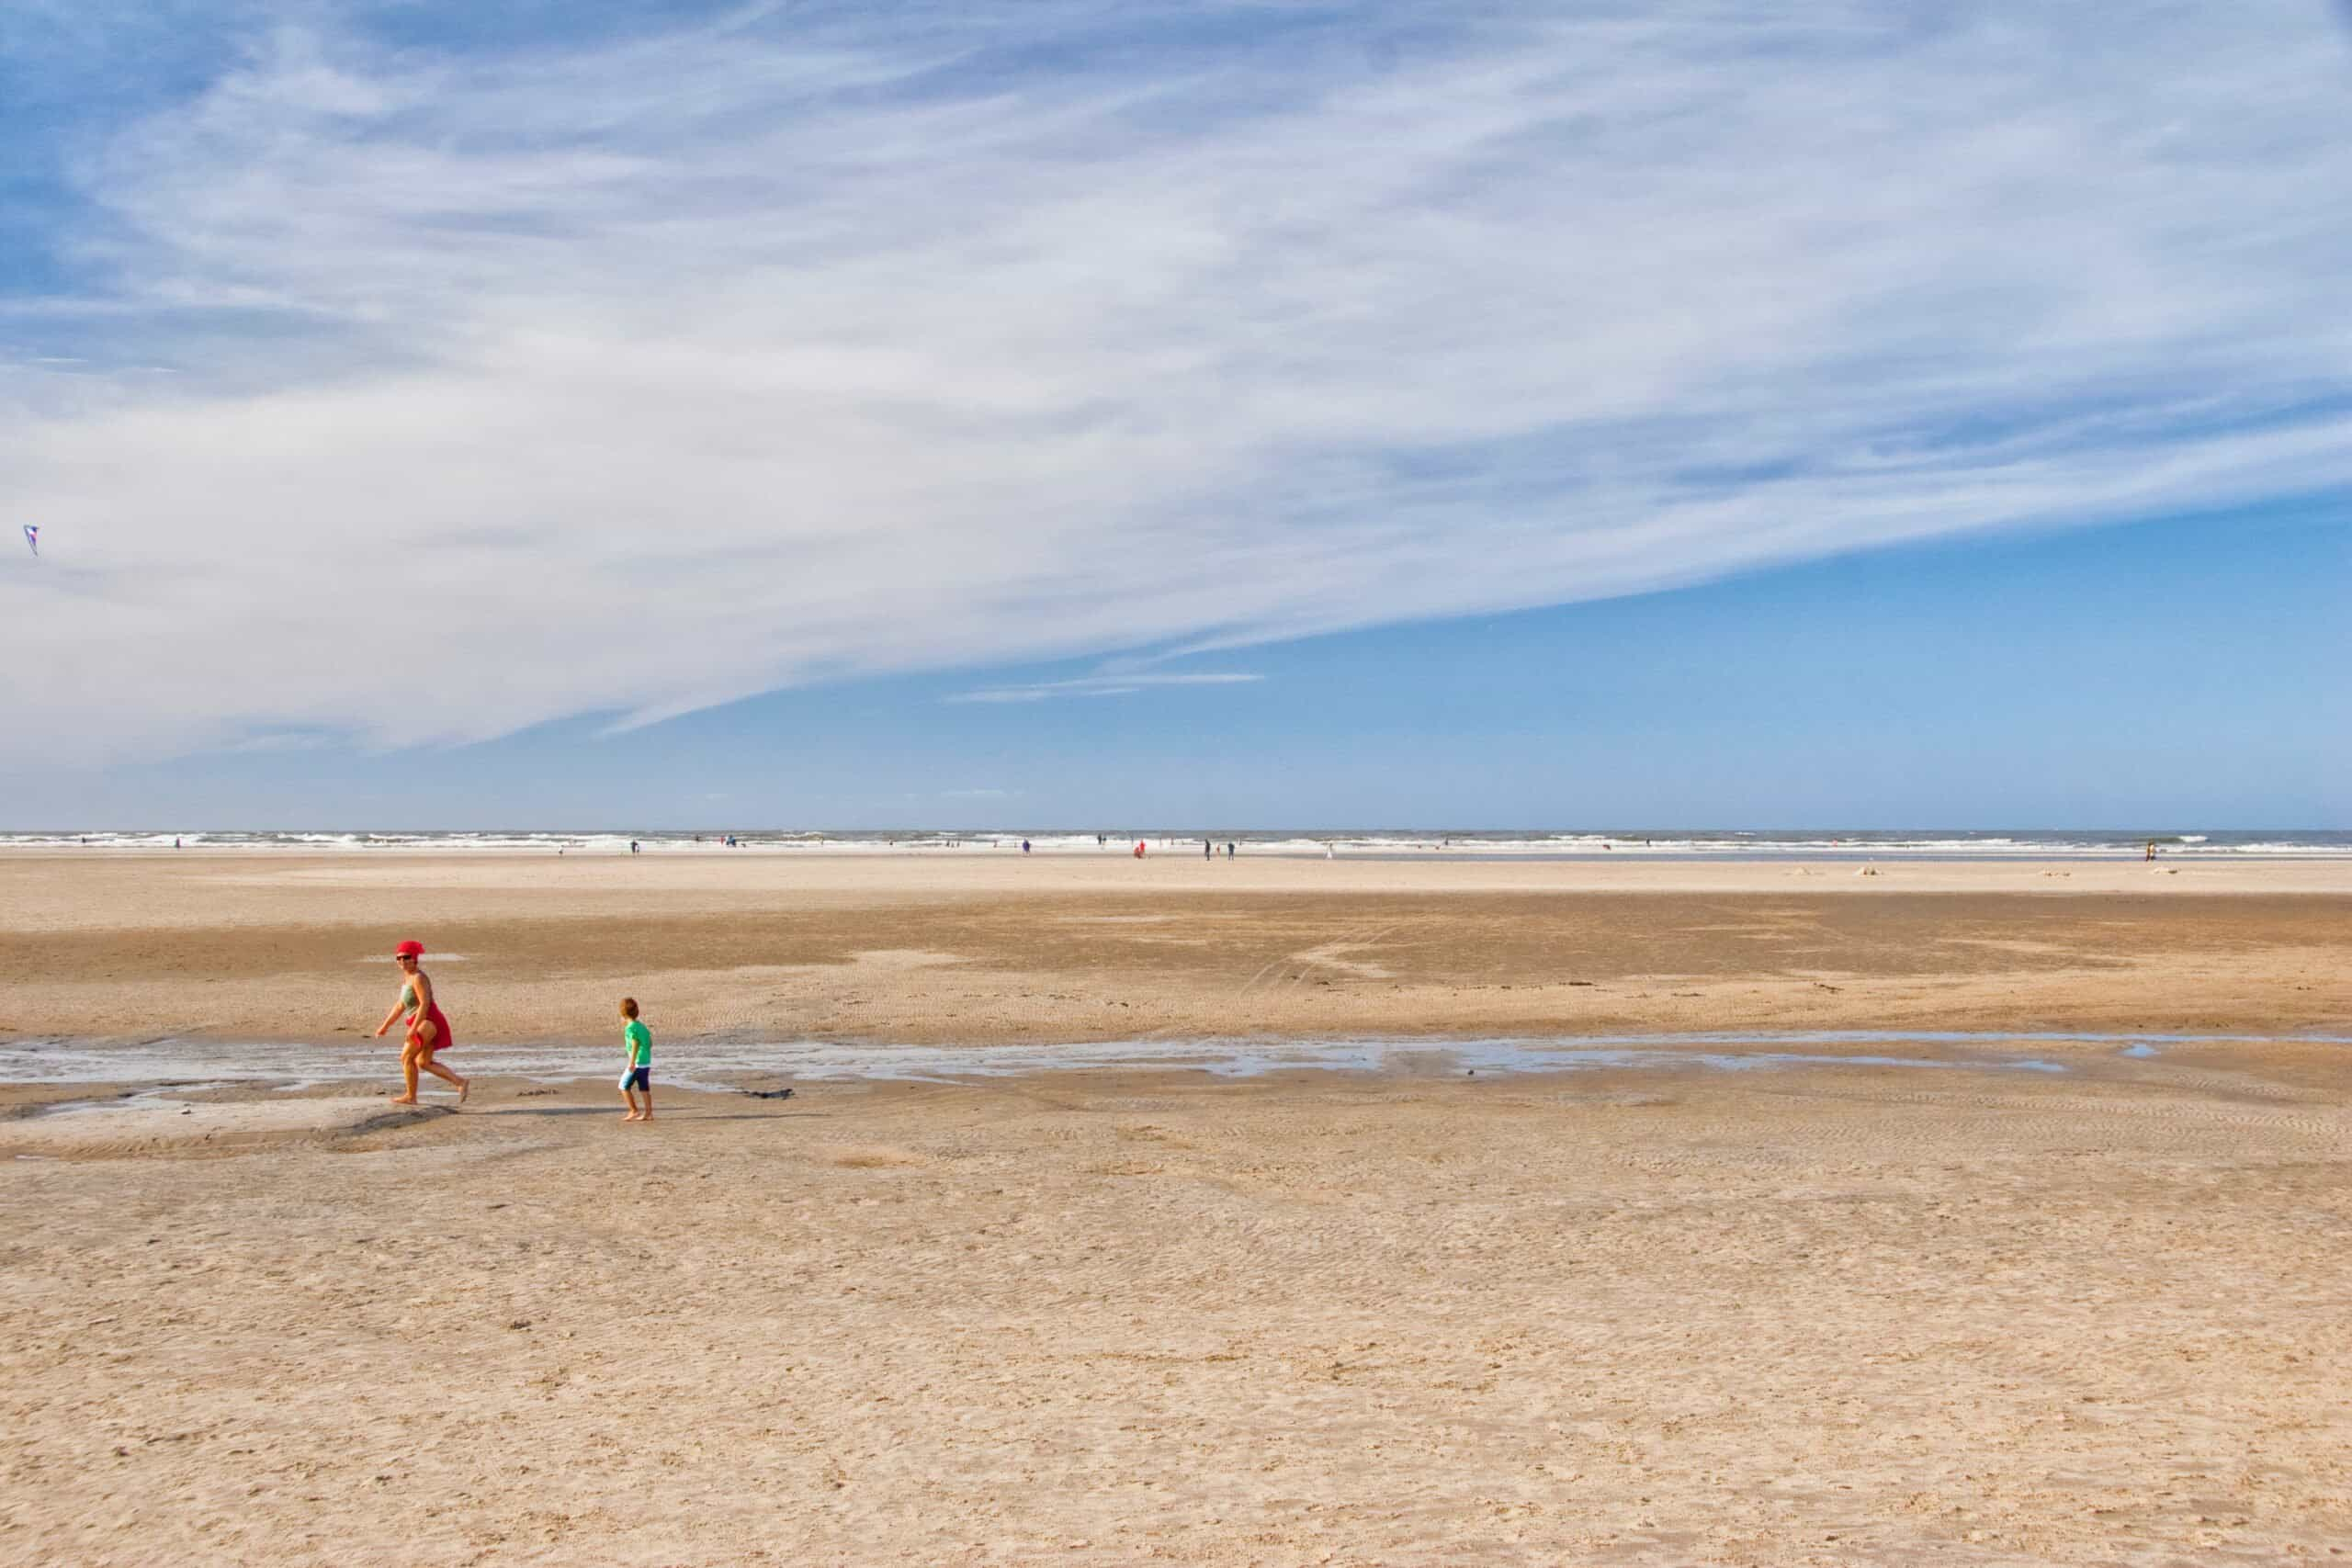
[6,1029,2346,1093]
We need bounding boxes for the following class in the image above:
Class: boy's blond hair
[620,997,639,1019]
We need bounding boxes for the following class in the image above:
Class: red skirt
[406,1006,455,1052]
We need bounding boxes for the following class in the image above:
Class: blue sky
[13,503,2344,829]
[3,3,2349,827]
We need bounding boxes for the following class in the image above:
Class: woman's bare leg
[390,1043,422,1104]
[417,1051,469,1102]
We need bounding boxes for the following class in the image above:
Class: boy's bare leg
[639,1084,653,1122]
[620,1086,640,1121]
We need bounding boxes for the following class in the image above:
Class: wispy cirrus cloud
[948,672,1264,704]
[3,3,2349,767]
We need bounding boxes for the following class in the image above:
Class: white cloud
[948,672,1264,704]
[4,4,2350,766]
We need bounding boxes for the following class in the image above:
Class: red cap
[393,940,425,957]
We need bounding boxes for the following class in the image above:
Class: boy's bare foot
[639,1112,654,1122]
[387,1095,420,1106]
[621,1111,639,1121]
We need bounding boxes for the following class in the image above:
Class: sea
[2,829,2346,858]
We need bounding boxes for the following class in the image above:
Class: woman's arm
[373,993,408,1038]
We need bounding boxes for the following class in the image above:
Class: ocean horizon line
[6,827,2348,858]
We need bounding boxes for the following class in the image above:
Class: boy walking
[618,998,654,1122]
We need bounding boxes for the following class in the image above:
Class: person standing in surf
[373,940,469,1106]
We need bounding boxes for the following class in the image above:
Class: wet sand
[3,852,2349,1046]
[4,852,2349,1563]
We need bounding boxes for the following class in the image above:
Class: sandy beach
[5,852,2350,1564]
[5,851,2350,1047]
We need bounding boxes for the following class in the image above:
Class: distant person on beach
[630,840,640,855]
[374,940,468,1106]
[2145,840,2157,862]
[1204,840,1213,860]
[1134,840,1147,858]
[1023,840,1032,854]
[1227,841,1236,859]
[618,998,654,1122]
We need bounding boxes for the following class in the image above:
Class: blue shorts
[622,1066,650,1091]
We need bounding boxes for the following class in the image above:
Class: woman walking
[374,939,469,1106]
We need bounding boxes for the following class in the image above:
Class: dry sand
[4,852,2350,1564]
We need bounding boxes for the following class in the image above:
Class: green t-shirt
[623,1019,652,1066]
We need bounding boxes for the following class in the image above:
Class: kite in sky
[20,525,34,557]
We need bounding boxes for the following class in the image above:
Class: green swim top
[624,1019,652,1066]
[400,985,418,1014]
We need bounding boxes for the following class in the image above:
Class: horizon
[7,827,2339,840]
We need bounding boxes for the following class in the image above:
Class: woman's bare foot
[456,1078,470,1106]
[387,1095,420,1106]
